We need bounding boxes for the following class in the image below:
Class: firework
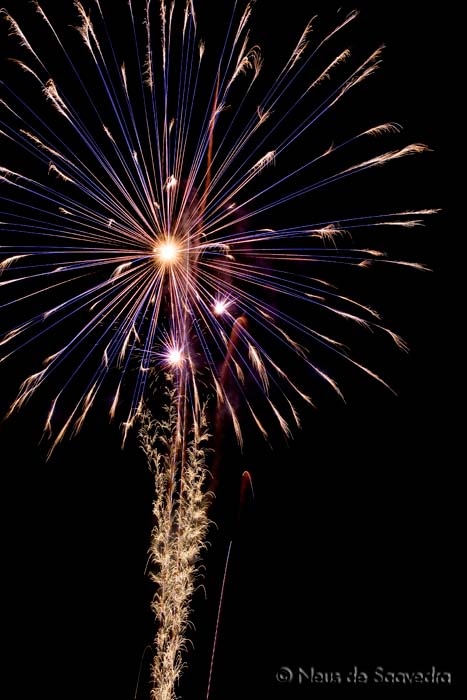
[138,379,211,700]
[0,1,433,450]
[0,2,434,697]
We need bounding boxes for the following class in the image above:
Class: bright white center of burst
[156,241,179,264]
[167,348,182,366]
[214,301,228,316]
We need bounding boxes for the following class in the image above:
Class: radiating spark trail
[206,540,232,700]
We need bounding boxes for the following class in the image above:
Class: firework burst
[0,2,437,699]
[0,1,433,452]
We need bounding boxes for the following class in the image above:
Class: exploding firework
[0,1,435,698]
[0,1,433,451]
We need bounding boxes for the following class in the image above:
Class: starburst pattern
[1,1,433,451]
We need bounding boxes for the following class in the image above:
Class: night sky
[0,2,456,699]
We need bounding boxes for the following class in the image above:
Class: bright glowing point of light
[155,240,179,264]
[214,300,228,316]
[167,348,183,366]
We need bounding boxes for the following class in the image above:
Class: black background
[0,2,457,699]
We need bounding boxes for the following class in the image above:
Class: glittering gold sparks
[138,380,212,700]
